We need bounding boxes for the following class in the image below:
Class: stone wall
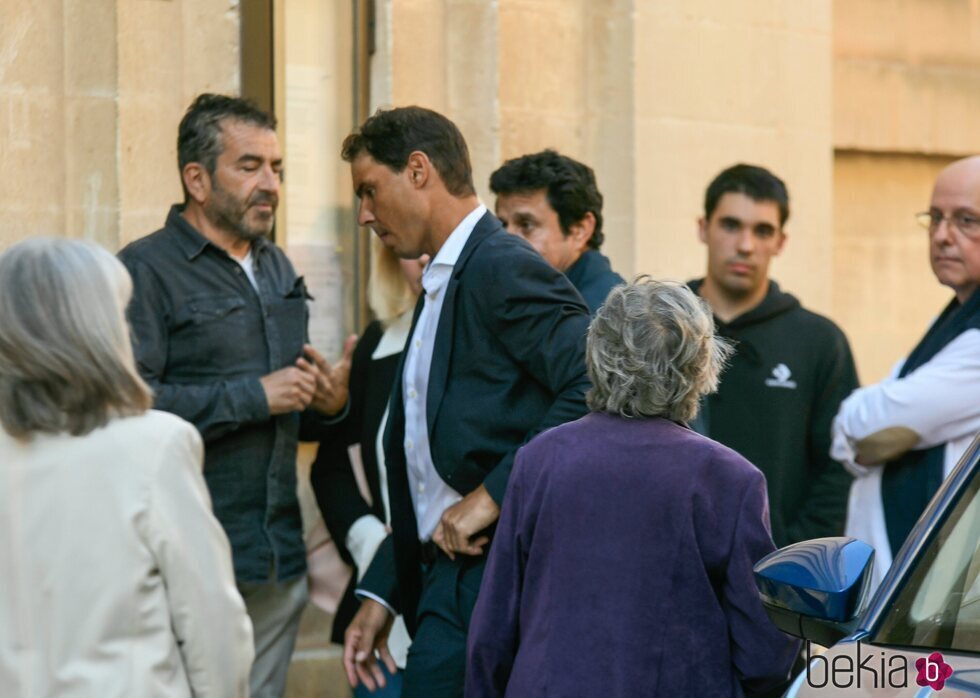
[0,0,239,251]
[372,0,834,321]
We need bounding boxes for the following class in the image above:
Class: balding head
[935,155,980,193]
[926,156,980,303]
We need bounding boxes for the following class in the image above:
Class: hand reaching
[299,335,357,417]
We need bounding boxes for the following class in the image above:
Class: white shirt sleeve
[832,329,980,474]
[346,514,390,582]
[354,589,398,617]
[144,421,254,698]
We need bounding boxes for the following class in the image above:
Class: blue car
[754,435,980,696]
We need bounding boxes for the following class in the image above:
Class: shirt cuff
[346,515,389,582]
[235,376,270,423]
[831,417,871,478]
[354,589,397,617]
[321,398,350,424]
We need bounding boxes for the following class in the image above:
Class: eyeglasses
[915,209,980,240]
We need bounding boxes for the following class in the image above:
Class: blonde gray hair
[0,238,152,438]
[586,277,732,423]
[367,236,417,324]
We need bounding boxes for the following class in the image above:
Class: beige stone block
[640,0,827,29]
[601,213,635,280]
[497,1,585,113]
[64,0,117,95]
[447,2,497,105]
[835,59,980,154]
[117,93,185,212]
[116,0,182,93]
[447,1,499,201]
[0,92,67,211]
[0,209,65,248]
[0,1,63,90]
[636,1,832,130]
[833,0,905,59]
[454,107,499,204]
[835,0,980,69]
[584,114,634,216]
[391,0,447,108]
[834,0,980,154]
[584,5,634,120]
[499,108,584,160]
[778,0,832,33]
[635,16,770,126]
[65,96,120,245]
[632,120,716,285]
[590,0,632,15]
[777,30,832,134]
[181,0,241,98]
[905,0,980,66]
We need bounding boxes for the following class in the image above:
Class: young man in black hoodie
[689,164,859,548]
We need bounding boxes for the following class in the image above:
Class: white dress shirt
[831,327,980,587]
[402,204,486,540]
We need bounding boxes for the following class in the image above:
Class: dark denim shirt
[119,205,319,583]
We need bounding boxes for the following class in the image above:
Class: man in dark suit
[339,106,591,697]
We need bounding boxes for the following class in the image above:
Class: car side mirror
[753,537,875,647]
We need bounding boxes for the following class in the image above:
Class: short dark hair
[489,150,605,250]
[704,164,790,226]
[340,106,476,197]
[177,93,277,198]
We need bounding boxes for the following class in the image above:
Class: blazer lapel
[383,293,426,465]
[425,211,499,434]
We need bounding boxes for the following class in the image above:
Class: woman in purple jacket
[466,278,798,697]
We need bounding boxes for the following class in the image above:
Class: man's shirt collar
[167,204,270,261]
[422,203,486,297]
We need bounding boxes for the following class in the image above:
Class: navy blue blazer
[360,211,591,632]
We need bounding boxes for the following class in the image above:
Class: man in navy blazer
[338,107,591,697]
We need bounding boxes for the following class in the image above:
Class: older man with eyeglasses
[832,155,980,588]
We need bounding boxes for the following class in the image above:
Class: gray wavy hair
[586,277,732,423]
[0,237,152,438]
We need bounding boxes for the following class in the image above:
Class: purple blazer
[466,412,799,697]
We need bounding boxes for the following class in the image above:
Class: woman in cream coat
[0,238,254,697]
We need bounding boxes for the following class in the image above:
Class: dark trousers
[402,553,487,698]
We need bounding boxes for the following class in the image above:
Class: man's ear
[697,217,708,244]
[568,211,596,253]
[773,229,788,256]
[406,151,431,189]
[182,162,210,204]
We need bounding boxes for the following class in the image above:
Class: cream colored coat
[0,410,254,697]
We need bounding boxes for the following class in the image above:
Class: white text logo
[765,363,797,389]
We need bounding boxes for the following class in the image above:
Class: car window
[874,472,980,651]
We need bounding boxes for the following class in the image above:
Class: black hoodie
[688,279,859,547]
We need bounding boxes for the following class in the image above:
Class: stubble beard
[208,182,276,242]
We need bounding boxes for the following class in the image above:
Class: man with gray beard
[119,94,353,698]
